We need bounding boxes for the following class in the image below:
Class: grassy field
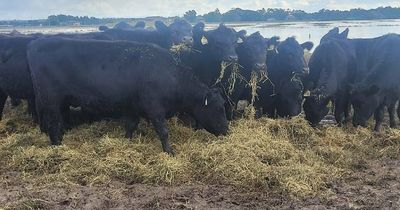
[0,101,399,209]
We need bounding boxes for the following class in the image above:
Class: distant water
[1,19,400,47]
[218,19,400,47]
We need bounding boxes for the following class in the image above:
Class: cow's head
[237,32,268,72]
[350,84,382,127]
[193,88,228,136]
[197,23,244,63]
[268,37,314,76]
[156,19,193,46]
[320,27,349,44]
[303,94,330,127]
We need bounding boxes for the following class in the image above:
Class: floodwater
[1,19,400,46]
[219,19,400,47]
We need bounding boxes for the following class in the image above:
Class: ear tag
[304,90,311,97]
[201,36,208,45]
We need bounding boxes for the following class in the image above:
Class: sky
[0,0,399,20]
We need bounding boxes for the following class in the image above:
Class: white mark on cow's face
[205,98,208,106]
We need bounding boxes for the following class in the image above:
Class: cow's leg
[344,98,352,123]
[225,103,234,121]
[60,101,71,130]
[0,90,7,121]
[46,105,65,145]
[28,98,38,123]
[150,116,174,155]
[334,98,346,126]
[374,105,385,132]
[388,101,397,128]
[125,115,140,139]
[398,101,400,125]
[265,99,277,119]
[142,88,174,155]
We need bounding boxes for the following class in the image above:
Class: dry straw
[0,102,399,199]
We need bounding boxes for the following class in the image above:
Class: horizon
[1,0,400,21]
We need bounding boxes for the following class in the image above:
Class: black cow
[350,34,400,131]
[98,21,146,31]
[0,35,38,120]
[27,38,228,155]
[231,32,269,116]
[101,19,193,49]
[0,20,193,124]
[304,36,355,126]
[259,37,313,118]
[182,23,244,119]
[305,28,400,130]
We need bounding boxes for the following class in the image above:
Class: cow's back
[28,38,178,105]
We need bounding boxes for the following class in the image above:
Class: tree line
[187,6,400,22]
[1,6,400,27]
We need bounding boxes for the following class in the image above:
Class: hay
[0,102,399,198]
[215,62,271,119]
[170,44,196,64]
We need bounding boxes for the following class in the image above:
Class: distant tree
[47,15,60,26]
[4,6,400,27]
[203,9,222,22]
[221,8,264,22]
[184,10,197,22]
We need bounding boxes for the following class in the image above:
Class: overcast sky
[1,0,399,20]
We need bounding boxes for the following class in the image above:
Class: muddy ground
[1,159,399,209]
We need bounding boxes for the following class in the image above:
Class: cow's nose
[182,36,193,44]
[228,55,238,61]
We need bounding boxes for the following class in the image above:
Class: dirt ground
[1,159,399,209]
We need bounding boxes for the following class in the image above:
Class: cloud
[0,0,399,20]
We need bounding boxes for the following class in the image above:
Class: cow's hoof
[164,147,176,156]
[51,141,62,146]
[124,133,133,139]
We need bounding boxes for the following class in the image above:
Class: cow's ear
[236,30,246,44]
[366,85,380,96]
[134,21,146,29]
[155,21,169,32]
[339,28,349,39]
[237,30,247,39]
[301,41,314,51]
[98,25,109,31]
[266,36,280,50]
[327,27,339,36]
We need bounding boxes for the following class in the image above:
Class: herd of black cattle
[1,19,400,155]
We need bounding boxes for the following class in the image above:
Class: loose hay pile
[0,103,399,198]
